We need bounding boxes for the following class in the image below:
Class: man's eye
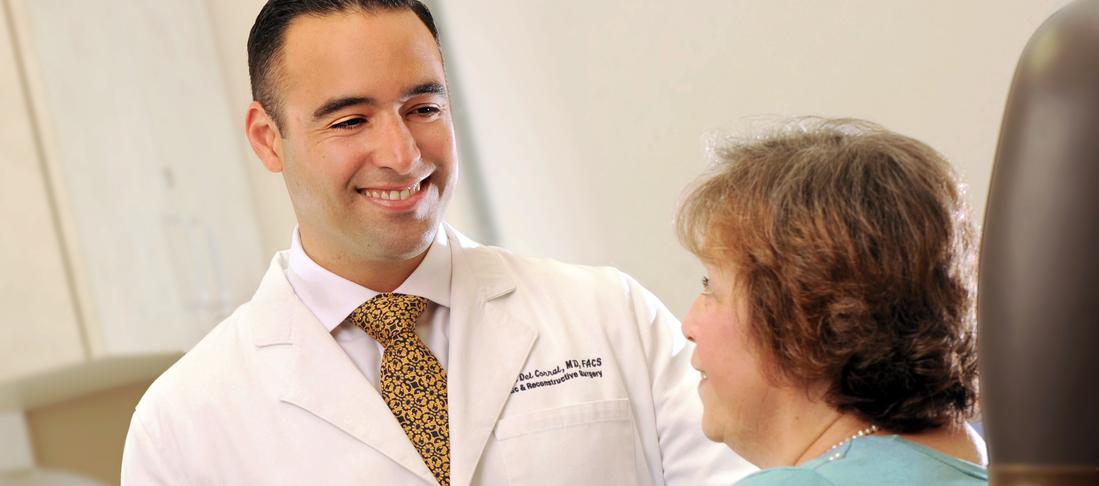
[332,118,365,130]
[701,276,710,292]
[410,106,441,117]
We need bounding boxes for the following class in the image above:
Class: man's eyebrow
[312,96,376,121]
[404,82,447,98]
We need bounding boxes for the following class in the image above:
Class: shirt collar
[285,226,452,332]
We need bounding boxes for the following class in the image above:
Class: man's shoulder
[449,225,638,294]
[135,303,256,414]
[470,244,669,323]
[476,244,629,290]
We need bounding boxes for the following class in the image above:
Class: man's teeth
[700,371,708,380]
[364,182,422,201]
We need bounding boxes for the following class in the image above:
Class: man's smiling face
[265,8,457,266]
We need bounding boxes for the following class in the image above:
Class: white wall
[0,412,33,472]
[437,0,1073,316]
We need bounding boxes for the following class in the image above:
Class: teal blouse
[736,435,987,485]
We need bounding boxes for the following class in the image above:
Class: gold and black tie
[350,293,450,486]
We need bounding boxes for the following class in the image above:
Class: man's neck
[331,251,428,292]
[299,232,431,293]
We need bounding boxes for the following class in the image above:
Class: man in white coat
[121,1,753,484]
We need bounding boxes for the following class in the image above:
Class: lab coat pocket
[494,398,639,485]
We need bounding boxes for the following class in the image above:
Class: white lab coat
[121,226,753,485]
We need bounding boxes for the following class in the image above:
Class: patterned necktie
[350,293,450,486]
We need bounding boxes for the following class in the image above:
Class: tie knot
[350,293,428,347]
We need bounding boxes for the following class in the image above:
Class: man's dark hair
[247,0,440,131]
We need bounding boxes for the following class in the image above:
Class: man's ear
[245,101,284,173]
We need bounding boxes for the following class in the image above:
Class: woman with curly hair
[678,119,987,484]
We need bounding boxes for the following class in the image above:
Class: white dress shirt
[284,227,452,390]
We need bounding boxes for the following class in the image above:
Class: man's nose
[371,114,421,174]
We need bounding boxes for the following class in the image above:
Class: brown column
[979,1,1099,484]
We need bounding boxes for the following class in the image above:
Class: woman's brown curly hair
[677,118,979,433]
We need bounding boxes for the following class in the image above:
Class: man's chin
[367,228,438,262]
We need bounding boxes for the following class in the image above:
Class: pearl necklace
[825,424,879,461]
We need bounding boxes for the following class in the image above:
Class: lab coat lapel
[443,226,538,486]
[249,254,437,484]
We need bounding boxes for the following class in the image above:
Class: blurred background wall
[0,0,1070,483]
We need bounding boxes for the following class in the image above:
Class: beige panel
[0,0,85,384]
[0,353,179,412]
[26,379,154,486]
